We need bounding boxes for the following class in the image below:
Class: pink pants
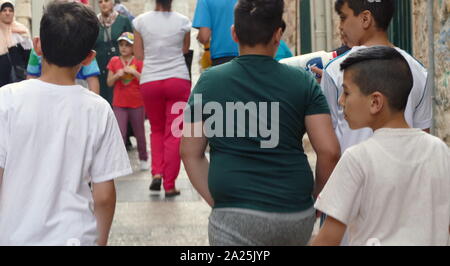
[140,78,191,191]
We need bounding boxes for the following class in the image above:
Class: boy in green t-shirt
[181,0,340,246]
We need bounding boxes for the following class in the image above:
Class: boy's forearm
[311,216,346,246]
[93,181,116,246]
[182,155,214,207]
[94,198,116,246]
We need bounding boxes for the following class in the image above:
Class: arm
[197,27,211,45]
[311,216,347,246]
[92,180,116,246]
[106,69,123,88]
[183,31,191,55]
[86,76,100,94]
[180,122,214,207]
[305,114,340,200]
[133,30,145,61]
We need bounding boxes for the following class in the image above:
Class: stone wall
[14,0,32,30]
[412,0,449,145]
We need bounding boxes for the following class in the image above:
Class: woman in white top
[133,0,191,197]
[0,0,32,87]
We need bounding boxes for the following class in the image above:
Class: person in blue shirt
[193,0,239,66]
[275,20,293,61]
[26,48,100,94]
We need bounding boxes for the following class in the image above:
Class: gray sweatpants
[209,207,315,246]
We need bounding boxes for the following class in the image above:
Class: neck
[121,54,133,61]
[371,111,410,131]
[39,60,80,86]
[239,44,276,57]
[360,30,393,47]
[155,4,170,12]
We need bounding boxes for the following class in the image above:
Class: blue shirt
[193,0,239,60]
[27,49,100,80]
[275,40,293,61]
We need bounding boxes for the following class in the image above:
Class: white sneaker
[140,160,149,171]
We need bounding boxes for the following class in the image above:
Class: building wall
[14,0,32,30]
[412,0,449,145]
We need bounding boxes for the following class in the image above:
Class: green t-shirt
[185,55,330,213]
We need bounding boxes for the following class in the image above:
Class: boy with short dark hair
[0,2,132,246]
[312,46,450,246]
[322,0,432,154]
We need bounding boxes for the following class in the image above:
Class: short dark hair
[156,0,172,10]
[335,0,394,31]
[0,2,14,12]
[234,0,284,46]
[40,2,99,67]
[340,46,413,111]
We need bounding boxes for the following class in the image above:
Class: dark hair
[0,2,14,12]
[156,0,172,10]
[234,0,284,46]
[340,46,413,111]
[335,0,394,31]
[40,2,99,67]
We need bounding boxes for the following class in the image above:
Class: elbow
[197,35,209,45]
[135,53,144,61]
[317,146,341,164]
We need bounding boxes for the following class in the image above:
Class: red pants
[140,78,191,191]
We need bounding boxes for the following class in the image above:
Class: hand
[116,69,125,78]
[123,66,135,75]
[310,66,323,84]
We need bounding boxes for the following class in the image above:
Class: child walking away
[107,32,148,171]
[0,2,132,245]
[312,47,450,246]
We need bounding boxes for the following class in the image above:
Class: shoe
[140,160,149,171]
[149,177,162,191]
[165,189,181,198]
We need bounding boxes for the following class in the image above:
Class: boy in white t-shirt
[312,46,450,246]
[320,0,432,154]
[0,2,132,245]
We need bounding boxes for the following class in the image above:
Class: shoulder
[173,12,190,21]
[420,132,450,152]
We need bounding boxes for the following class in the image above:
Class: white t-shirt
[315,128,450,246]
[133,11,191,84]
[321,46,432,153]
[0,79,132,246]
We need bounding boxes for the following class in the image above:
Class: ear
[81,50,96,67]
[33,37,43,56]
[273,27,282,46]
[360,10,373,30]
[231,25,239,44]
[369,92,384,115]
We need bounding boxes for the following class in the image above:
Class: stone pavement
[108,121,211,246]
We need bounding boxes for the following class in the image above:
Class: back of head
[156,0,172,10]
[40,2,99,67]
[335,0,394,31]
[234,0,284,46]
[340,46,413,112]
